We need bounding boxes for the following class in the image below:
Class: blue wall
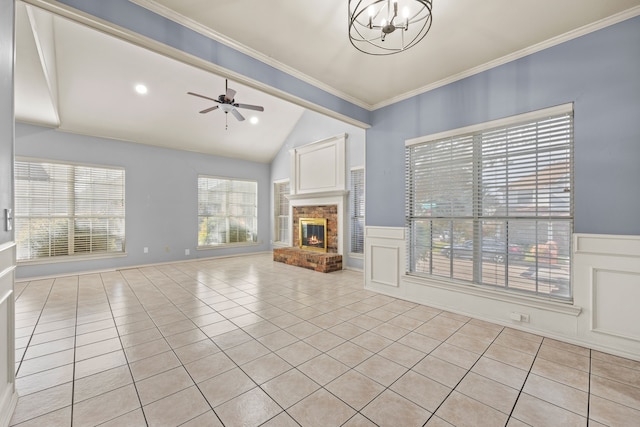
[15,123,271,278]
[366,16,640,235]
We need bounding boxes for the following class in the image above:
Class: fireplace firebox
[299,218,327,252]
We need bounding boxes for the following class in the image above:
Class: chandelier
[348,0,433,55]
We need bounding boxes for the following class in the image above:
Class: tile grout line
[420,319,507,426]
[98,271,150,426]
[586,349,592,426]
[149,263,390,426]
[504,337,543,426]
[70,275,81,427]
[123,267,229,425]
[13,279,57,379]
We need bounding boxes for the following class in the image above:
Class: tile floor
[10,254,640,426]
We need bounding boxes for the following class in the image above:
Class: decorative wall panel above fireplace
[290,134,346,195]
[284,134,349,261]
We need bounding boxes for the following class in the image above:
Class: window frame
[14,158,126,263]
[273,179,290,246]
[197,175,259,248]
[350,167,365,256]
[405,103,574,301]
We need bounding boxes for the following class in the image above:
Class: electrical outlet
[143,247,148,254]
[185,249,190,256]
[165,246,170,252]
[509,312,530,323]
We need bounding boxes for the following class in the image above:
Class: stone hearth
[273,247,342,273]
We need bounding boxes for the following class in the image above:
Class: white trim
[273,179,291,247]
[0,392,18,427]
[197,242,262,250]
[0,243,16,427]
[575,233,640,257]
[373,6,640,110]
[403,274,582,317]
[16,250,273,282]
[15,156,125,171]
[17,252,128,266]
[406,103,574,146]
[24,4,61,127]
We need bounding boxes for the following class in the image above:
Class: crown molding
[129,0,374,111]
[371,5,640,110]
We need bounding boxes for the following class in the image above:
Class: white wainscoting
[574,233,640,357]
[0,242,17,427]
[364,228,640,361]
[365,227,405,291]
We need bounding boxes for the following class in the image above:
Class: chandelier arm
[348,0,433,55]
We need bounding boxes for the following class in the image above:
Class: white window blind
[274,181,290,244]
[198,176,258,247]
[15,160,125,261]
[406,108,573,299]
[350,168,365,254]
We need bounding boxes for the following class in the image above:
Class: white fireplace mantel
[287,134,349,256]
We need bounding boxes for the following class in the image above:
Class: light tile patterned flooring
[10,254,640,426]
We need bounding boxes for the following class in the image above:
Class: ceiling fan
[187,79,264,129]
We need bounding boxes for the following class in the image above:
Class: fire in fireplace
[299,218,328,252]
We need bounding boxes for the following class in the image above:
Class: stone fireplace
[294,206,337,253]
[272,134,348,272]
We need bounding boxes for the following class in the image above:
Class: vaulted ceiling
[15,0,640,162]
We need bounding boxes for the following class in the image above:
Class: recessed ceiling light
[135,84,148,95]
[250,116,259,125]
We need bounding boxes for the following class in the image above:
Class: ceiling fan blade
[231,108,245,121]
[235,103,264,112]
[199,105,219,114]
[225,88,236,102]
[187,92,219,103]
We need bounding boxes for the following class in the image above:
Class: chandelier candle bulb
[349,0,433,55]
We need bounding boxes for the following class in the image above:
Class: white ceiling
[15,0,640,162]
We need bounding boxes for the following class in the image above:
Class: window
[15,160,125,261]
[350,168,365,254]
[274,181,290,244]
[406,105,573,299]
[198,176,257,247]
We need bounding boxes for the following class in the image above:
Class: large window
[198,176,258,247]
[274,180,290,245]
[350,168,365,254]
[406,105,573,299]
[15,160,125,261]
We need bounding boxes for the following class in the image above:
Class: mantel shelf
[286,190,348,200]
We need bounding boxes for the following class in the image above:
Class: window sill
[349,252,364,259]
[17,252,128,266]
[403,273,582,317]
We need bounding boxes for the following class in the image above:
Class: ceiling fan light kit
[187,79,264,129]
[348,0,433,55]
